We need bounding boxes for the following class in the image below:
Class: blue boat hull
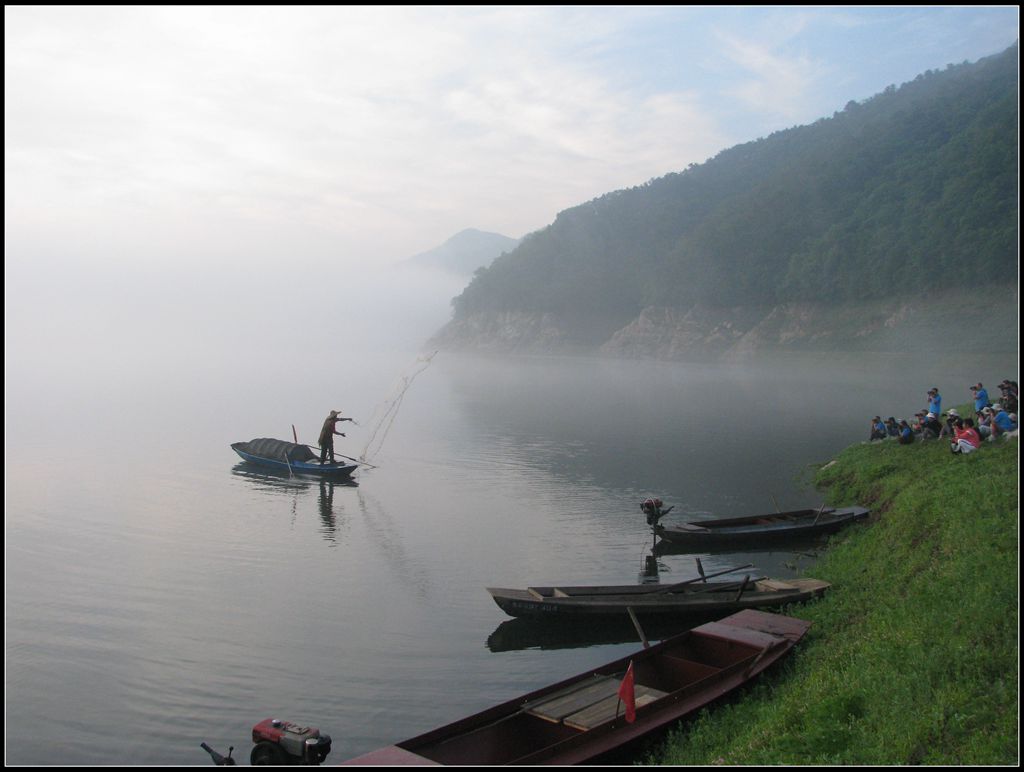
[231,440,357,479]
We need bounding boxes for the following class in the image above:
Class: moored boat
[231,438,357,479]
[655,505,869,548]
[487,575,829,619]
[339,609,811,766]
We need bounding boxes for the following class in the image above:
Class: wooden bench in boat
[527,587,571,599]
[755,579,797,591]
[522,674,669,731]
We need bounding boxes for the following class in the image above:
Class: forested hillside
[445,44,1018,349]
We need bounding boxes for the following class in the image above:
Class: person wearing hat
[971,383,989,413]
[976,406,999,439]
[912,410,928,437]
[939,409,960,440]
[926,387,942,417]
[919,412,942,440]
[998,380,1018,414]
[991,404,1014,435]
[318,409,354,464]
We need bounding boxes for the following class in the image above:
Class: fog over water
[7,7,1020,764]
[6,249,1016,764]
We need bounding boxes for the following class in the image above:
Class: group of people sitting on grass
[869,380,1018,454]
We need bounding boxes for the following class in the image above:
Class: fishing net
[359,350,438,464]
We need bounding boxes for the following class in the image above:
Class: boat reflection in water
[344,610,811,766]
[230,463,357,542]
[652,534,826,559]
[486,612,716,653]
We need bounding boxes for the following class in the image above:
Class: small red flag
[618,661,636,723]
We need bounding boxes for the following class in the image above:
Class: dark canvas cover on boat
[237,438,317,462]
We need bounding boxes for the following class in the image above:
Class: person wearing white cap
[991,405,1014,437]
[939,409,960,440]
[318,409,354,464]
[920,412,942,439]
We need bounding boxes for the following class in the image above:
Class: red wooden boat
[340,609,810,765]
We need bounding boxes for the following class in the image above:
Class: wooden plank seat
[563,685,667,731]
[523,674,668,731]
[526,587,571,599]
[755,579,797,591]
[524,676,620,723]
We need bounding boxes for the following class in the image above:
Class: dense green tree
[450,44,1018,341]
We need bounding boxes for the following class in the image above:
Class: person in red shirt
[951,418,981,455]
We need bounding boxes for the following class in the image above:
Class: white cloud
[5,6,1018,270]
[6,7,732,266]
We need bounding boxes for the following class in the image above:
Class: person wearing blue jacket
[971,383,989,412]
[992,406,1014,434]
[927,388,941,416]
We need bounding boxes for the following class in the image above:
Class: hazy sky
[6,6,1019,270]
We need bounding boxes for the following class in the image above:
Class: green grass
[645,422,1018,765]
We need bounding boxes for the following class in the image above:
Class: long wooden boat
[340,609,811,766]
[487,576,829,619]
[231,438,357,479]
[655,505,869,548]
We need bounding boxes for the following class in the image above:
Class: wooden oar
[685,576,766,596]
[652,563,754,594]
[626,607,649,649]
[811,502,829,526]
[299,444,378,469]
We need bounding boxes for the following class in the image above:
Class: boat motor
[641,497,673,526]
[202,718,332,766]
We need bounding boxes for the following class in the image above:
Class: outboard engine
[641,497,673,526]
[205,716,333,765]
[203,718,332,765]
[250,719,332,765]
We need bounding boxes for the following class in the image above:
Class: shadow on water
[486,613,720,653]
[230,463,357,542]
[483,536,842,655]
[230,461,359,490]
[652,535,827,560]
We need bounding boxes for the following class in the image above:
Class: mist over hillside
[433,44,1019,359]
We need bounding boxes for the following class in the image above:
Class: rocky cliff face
[431,288,1018,359]
[428,310,575,353]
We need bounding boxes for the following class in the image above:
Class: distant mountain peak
[403,229,521,276]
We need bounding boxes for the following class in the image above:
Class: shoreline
[644,418,1019,765]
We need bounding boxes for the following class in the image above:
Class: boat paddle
[298,444,378,469]
[651,563,755,594]
[811,502,829,525]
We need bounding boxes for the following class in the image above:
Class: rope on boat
[360,350,438,464]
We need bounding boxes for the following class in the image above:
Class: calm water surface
[5,348,1013,764]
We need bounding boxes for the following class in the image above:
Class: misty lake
[5,342,1014,765]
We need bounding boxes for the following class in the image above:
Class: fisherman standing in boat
[319,409,353,464]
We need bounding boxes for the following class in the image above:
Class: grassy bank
[646,425,1018,765]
